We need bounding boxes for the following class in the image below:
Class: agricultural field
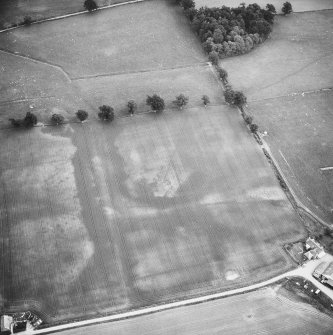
[0,0,205,78]
[221,11,333,223]
[0,51,89,128]
[195,0,333,13]
[222,11,333,101]
[73,65,223,116]
[250,91,333,223]
[0,107,305,322]
[35,284,333,335]
[0,0,130,28]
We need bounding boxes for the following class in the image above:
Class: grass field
[250,91,333,223]
[73,65,223,116]
[195,0,333,13]
[220,10,333,223]
[0,0,205,78]
[0,0,130,28]
[221,11,333,101]
[0,51,89,127]
[0,107,305,322]
[36,284,333,334]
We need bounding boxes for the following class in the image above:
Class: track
[31,254,333,334]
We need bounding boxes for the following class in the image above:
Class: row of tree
[8,94,213,128]
[178,1,292,59]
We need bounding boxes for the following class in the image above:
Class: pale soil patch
[225,270,240,281]
[0,127,95,316]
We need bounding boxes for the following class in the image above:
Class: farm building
[304,237,325,260]
[313,262,329,279]
[0,315,13,334]
[322,262,333,287]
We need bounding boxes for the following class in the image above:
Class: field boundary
[0,48,71,83]
[259,140,332,228]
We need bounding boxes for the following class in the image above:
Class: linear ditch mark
[71,62,210,81]
[0,49,72,83]
[0,96,56,106]
[248,87,333,103]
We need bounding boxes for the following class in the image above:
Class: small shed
[305,237,321,250]
[322,262,333,283]
[313,262,329,279]
[1,315,13,333]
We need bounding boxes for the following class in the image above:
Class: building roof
[304,250,314,259]
[326,279,333,287]
[313,262,329,275]
[323,262,333,280]
[306,237,321,249]
[1,315,13,331]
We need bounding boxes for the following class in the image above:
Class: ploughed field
[0,107,304,322]
[221,11,333,223]
[0,0,306,323]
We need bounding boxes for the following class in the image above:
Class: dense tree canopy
[76,110,88,122]
[51,113,64,125]
[183,3,275,59]
[174,94,189,109]
[146,95,165,112]
[84,0,98,12]
[282,2,292,15]
[24,112,37,127]
[98,105,114,121]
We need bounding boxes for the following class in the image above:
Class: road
[29,254,333,334]
[32,256,333,335]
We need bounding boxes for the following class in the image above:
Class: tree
[84,0,98,12]
[202,95,210,107]
[98,105,114,121]
[250,123,259,133]
[282,2,292,15]
[266,4,276,14]
[51,113,64,125]
[146,94,165,113]
[208,51,219,65]
[127,100,137,115]
[244,115,253,125]
[23,16,33,25]
[9,118,23,127]
[216,66,228,82]
[24,112,37,127]
[181,0,195,10]
[233,91,247,107]
[224,88,235,105]
[174,94,189,109]
[76,110,88,122]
